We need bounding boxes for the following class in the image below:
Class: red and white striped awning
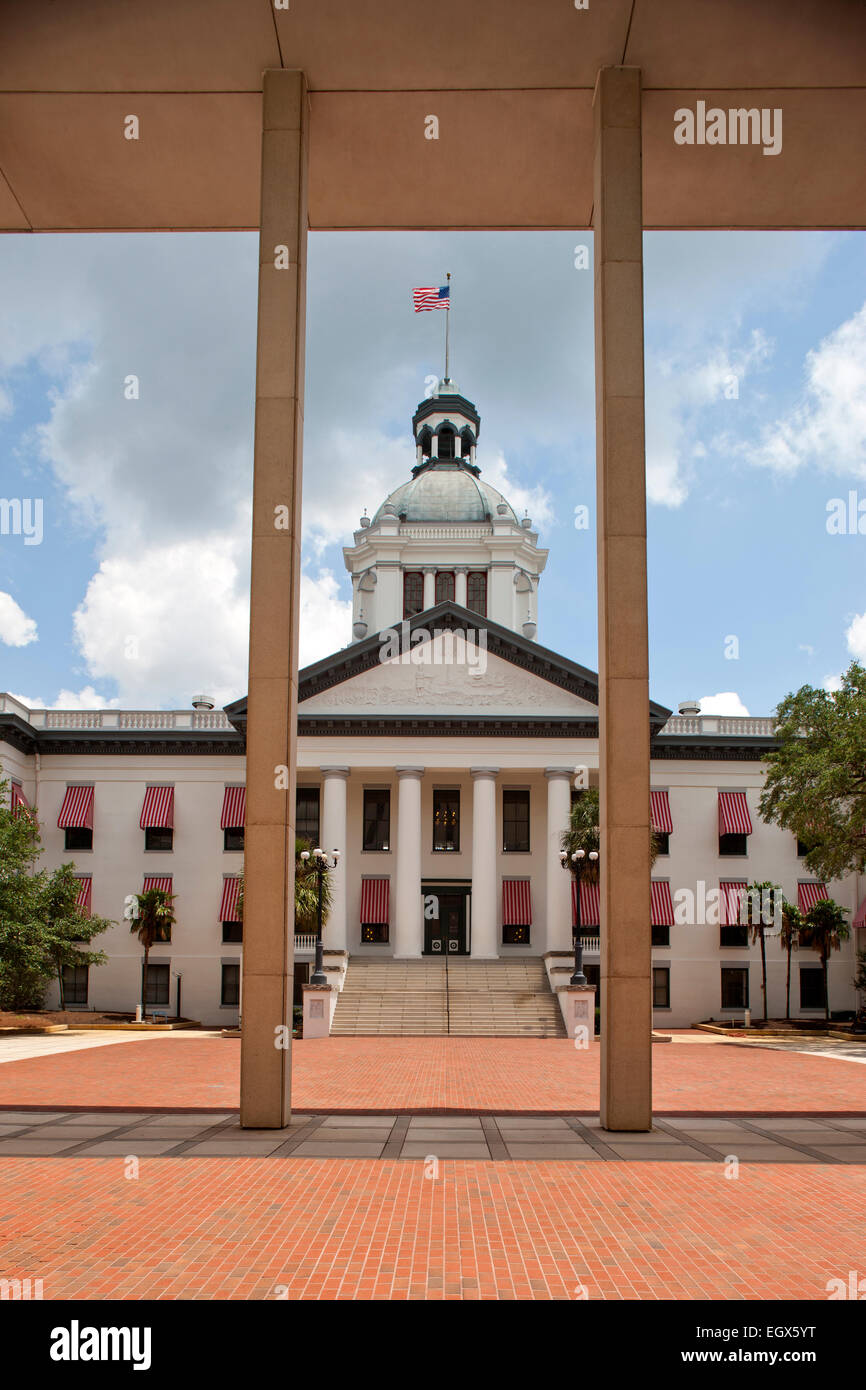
[10,781,29,816]
[74,876,92,914]
[219,876,242,922]
[221,785,246,829]
[651,880,675,926]
[572,879,600,927]
[718,791,753,836]
[650,790,673,835]
[57,785,94,829]
[798,881,829,914]
[854,898,866,929]
[142,876,172,895]
[360,877,389,924]
[502,878,532,926]
[140,785,174,829]
[720,880,747,925]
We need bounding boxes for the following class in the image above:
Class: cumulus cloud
[0,592,37,646]
[699,691,751,716]
[299,570,353,667]
[483,450,554,531]
[10,687,119,711]
[845,610,866,662]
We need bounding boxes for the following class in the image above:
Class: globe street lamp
[301,847,340,986]
[559,846,599,986]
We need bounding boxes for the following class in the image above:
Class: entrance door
[424,892,467,955]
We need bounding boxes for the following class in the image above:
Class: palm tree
[560,786,661,872]
[799,897,850,1022]
[234,838,332,936]
[129,888,176,1021]
[779,898,803,1022]
[741,880,782,1022]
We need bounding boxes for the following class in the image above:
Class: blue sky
[0,228,864,716]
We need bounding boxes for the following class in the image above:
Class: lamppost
[559,847,599,986]
[301,846,340,986]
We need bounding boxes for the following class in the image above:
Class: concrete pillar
[470,768,499,958]
[545,769,573,952]
[593,66,652,1131]
[320,767,349,951]
[240,70,309,1129]
[423,567,436,611]
[455,567,468,608]
[395,768,424,957]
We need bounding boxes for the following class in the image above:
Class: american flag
[413,285,450,312]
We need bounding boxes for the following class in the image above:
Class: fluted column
[395,767,424,957]
[545,769,573,952]
[422,567,436,611]
[455,567,468,608]
[470,768,499,958]
[320,767,349,951]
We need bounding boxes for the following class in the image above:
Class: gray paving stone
[407,1116,484,1128]
[26,1124,122,1138]
[702,1143,818,1162]
[505,1142,602,1159]
[606,1143,713,1160]
[75,1140,182,1155]
[319,1115,395,1128]
[0,1138,84,1154]
[400,1142,491,1158]
[0,1111,67,1124]
[304,1128,395,1142]
[498,1128,585,1143]
[494,1116,571,1129]
[803,1145,866,1162]
[291,1141,387,1157]
[184,1140,287,1156]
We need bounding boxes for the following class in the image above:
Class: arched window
[437,427,456,460]
[435,571,455,604]
[418,427,433,458]
[467,571,487,617]
[403,571,424,619]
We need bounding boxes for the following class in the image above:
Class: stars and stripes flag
[413,285,450,312]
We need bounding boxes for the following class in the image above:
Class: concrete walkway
[0,1029,222,1065]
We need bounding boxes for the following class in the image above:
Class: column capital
[470,767,500,779]
[454,566,469,575]
[545,767,574,781]
[395,766,425,778]
[319,766,350,779]
[422,566,437,575]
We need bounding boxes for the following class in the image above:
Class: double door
[424,889,468,955]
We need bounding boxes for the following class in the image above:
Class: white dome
[372,462,518,525]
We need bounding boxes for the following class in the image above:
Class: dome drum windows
[403,570,424,619]
[466,571,487,618]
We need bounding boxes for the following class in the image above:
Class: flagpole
[444,271,451,381]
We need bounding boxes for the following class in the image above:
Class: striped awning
[219,876,242,922]
[140,785,174,829]
[720,880,747,925]
[718,791,753,836]
[854,898,866,929]
[10,781,29,816]
[572,879,600,927]
[650,790,673,835]
[503,878,532,926]
[74,876,92,914]
[798,881,829,914]
[360,877,389,924]
[651,880,675,926]
[221,785,246,829]
[142,876,172,895]
[57,785,94,829]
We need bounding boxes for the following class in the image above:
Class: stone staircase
[330,956,565,1036]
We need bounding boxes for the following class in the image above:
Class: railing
[660,715,776,737]
[29,709,233,731]
[398,525,493,539]
[294,934,317,952]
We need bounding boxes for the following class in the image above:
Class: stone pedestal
[302,983,334,1039]
[562,985,597,1049]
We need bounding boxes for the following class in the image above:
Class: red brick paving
[0,1154,863,1300]
[1,1035,865,1114]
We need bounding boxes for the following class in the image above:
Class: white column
[455,567,468,608]
[320,767,349,951]
[422,567,436,611]
[470,768,499,958]
[395,767,424,957]
[545,768,573,952]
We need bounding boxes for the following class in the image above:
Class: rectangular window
[654,832,670,856]
[363,789,390,852]
[296,786,320,845]
[65,827,93,852]
[403,570,424,619]
[222,921,243,943]
[652,967,670,1009]
[466,571,487,617]
[796,838,815,858]
[503,924,530,945]
[502,790,530,853]
[361,923,389,944]
[719,925,748,948]
[223,826,245,852]
[145,826,173,852]
[143,963,170,1006]
[719,832,748,857]
[221,963,240,1007]
[799,967,824,1010]
[651,924,670,948]
[433,789,460,852]
[435,571,454,604]
[721,967,749,1010]
[61,963,89,1006]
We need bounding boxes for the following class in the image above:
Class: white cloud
[482,450,554,531]
[822,673,843,693]
[0,592,37,646]
[845,610,866,662]
[9,686,119,711]
[744,302,866,477]
[299,570,353,667]
[699,691,751,716]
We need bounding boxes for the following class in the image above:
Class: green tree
[235,838,333,937]
[128,888,176,1020]
[560,786,662,873]
[779,898,803,1023]
[741,881,783,1022]
[799,898,850,1022]
[759,662,866,883]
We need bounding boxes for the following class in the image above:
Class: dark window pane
[361,923,389,943]
[503,924,530,945]
[437,429,455,459]
[221,963,240,1006]
[363,789,390,852]
[61,964,88,1006]
[466,572,487,617]
[799,968,824,1009]
[65,827,92,852]
[403,571,424,619]
[651,924,670,948]
[654,832,670,856]
[720,925,748,947]
[503,789,530,853]
[433,790,460,852]
[721,968,749,1009]
[719,833,747,856]
[652,967,670,1008]
[143,964,170,1006]
[435,571,455,604]
[222,921,243,943]
[224,826,245,852]
[296,787,320,845]
[145,826,173,852]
